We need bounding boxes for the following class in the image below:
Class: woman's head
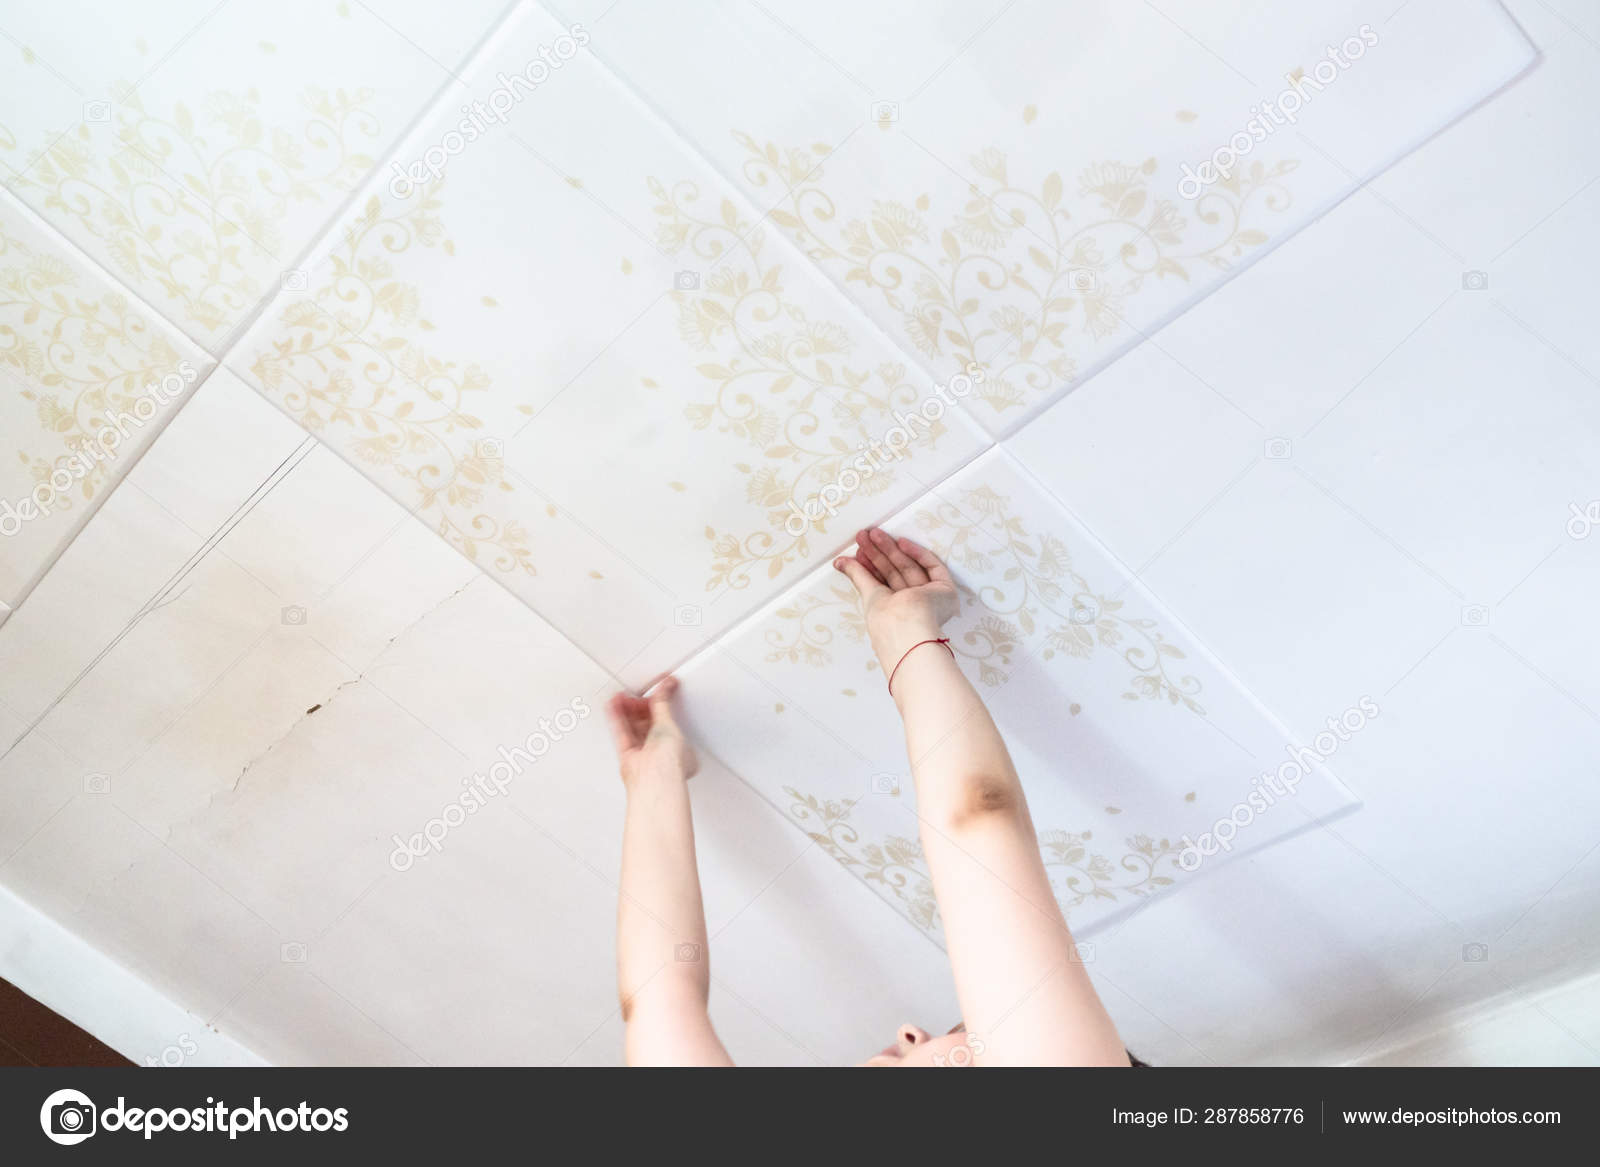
[861,1022,1149,1066]
[861,1023,980,1068]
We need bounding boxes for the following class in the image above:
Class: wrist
[871,617,949,672]
[623,763,690,799]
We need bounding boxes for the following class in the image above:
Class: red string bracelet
[886,637,953,696]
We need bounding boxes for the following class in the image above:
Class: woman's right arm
[836,528,1129,1066]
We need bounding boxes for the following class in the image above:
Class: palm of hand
[864,576,960,629]
[834,528,963,655]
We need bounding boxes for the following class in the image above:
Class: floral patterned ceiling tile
[231,1,992,689]
[579,0,1534,433]
[0,0,513,349]
[675,446,1358,942]
[0,190,213,613]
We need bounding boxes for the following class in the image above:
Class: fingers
[855,527,907,589]
[896,534,952,583]
[847,530,889,587]
[833,554,890,601]
[646,675,682,734]
[871,527,928,587]
[606,693,645,754]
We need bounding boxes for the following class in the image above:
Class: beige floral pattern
[1,218,189,511]
[247,185,533,575]
[649,178,961,592]
[786,786,1182,938]
[918,482,1205,711]
[762,580,869,666]
[787,787,938,931]
[2,86,378,338]
[735,131,1296,417]
[755,474,1204,712]
[1038,829,1180,910]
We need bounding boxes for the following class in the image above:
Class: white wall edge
[0,884,266,1067]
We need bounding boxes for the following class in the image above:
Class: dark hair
[1127,1050,1151,1067]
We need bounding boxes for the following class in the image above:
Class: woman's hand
[833,528,961,669]
[606,676,699,792]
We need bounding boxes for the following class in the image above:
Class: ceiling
[1,0,1596,1065]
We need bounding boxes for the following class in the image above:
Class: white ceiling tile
[1331,631,1600,929]
[0,482,208,722]
[584,0,1533,435]
[214,963,430,1068]
[679,448,1359,955]
[1295,296,1600,603]
[229,1,992,685]
[1371,0,1600,259]
[0,792,282,1024]
[1139,463,1461,731]
[1005,339,1264,569]
[124,367,309,536]
[0,0,514,347]
[309,806,620,1065]
[0,191,213,609]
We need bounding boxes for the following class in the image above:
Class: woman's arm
[607,677,733,1066]
[835,529,1129,1066]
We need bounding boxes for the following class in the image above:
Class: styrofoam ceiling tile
[677,447,1358,944]
[229,1,992,687]
[0,190,213,610]
[0,0,511,348]
[581,0,1535,434]
[209,963,430,1068]
[1371,0,1600,259]
[2,790,284,1023]
[1293,295,1600,603]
